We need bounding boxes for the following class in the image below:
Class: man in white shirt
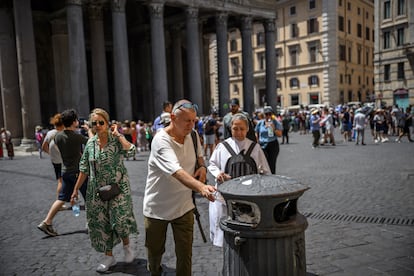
[143,99,216,276]
[353,109,367,145]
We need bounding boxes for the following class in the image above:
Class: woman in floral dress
[71,108,138,273]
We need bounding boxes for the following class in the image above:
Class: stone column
[149,2,168,115]
[13,0,42,144]
[88,2,109,111]
[51,19,71,112]
[171,25,184,100]
[240,16,254,115]
[264,19,277,109]
[0,6,23,139]
[111,0,132,120]
[186,7,203,112]
[66,0,90,118]
[216,12,230,117]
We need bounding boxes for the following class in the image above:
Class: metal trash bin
[218,174,309,276]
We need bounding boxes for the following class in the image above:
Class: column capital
[215,12,228,27]
[111,0,127,12]
[263,19,275,32]
[66,0,84,6]
[88,3,103,20]
[186,7,198,23]
[240,16,252,31]
[149,2,164,19]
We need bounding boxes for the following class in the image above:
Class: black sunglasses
[91,120,105,126]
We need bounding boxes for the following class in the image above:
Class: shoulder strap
[190,130,198,158]
[222,141,237,156]
[245,141,256,157]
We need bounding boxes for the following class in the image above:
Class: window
[309,93,319,104]
[397,27,405,46]
[340,74,343,84]
[256,32,265,47]
[384,64,390,81]
[233,84,239,95]
[348,20,351,34]
[366,49,369,65]
[309,45,317,63]
[291,23,298,38]
[275,48,281,69]
[357,45,361,64]
[339,0,342,7]
[309,75,319,86]
[290,6,296,16]
[309,0,316,9]
[347,2,351,11]
[338,16,344,32]
[348,75,352,85]
[357,7,361,15]
[397,0,405,16]
[397,62,405,79]
[308,18,319,34]
[257,52,265,70]
[231,58,240,75]
[357,23,362,37]
[339,44,346,61]
[290,47,298,66]
[366,27,370,40]
[230,39,237,52]
[276,79,282,90]
[348,46,352,62]
[290,78,299,88]
[383,31,391,49]
[290,94,299,105]
[383,1,391,19]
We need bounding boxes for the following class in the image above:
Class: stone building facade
[374,0,414,109]
[0,0,277,144]
[208,0,375,112]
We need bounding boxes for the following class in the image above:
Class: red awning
[393,88,408,95]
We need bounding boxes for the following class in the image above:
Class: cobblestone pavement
[0,131,413,276]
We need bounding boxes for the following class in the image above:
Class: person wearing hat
[320,107,336,146]
[310,108,321,148]
[255,106,283,174]
[373,108,388,143]
[353,108,366,145]
[223,98,256,142]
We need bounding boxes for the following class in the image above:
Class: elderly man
[143,99,216,276]
[223,98,256,142]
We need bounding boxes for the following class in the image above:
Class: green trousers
[144,209,194,276]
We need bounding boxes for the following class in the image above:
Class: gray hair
[230,113,249,129]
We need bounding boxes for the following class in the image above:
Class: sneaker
[37,221,58,236]
[123,244,134,263]
[96,255,116,273]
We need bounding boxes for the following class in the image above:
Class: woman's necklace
[97,134,108,149]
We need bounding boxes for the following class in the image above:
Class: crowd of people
[15,97,410,274]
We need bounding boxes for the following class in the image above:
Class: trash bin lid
[218,174,309,198]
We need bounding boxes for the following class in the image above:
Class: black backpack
[222,141,258,178]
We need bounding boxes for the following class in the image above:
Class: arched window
[308,75,319,86]
[230,39,237,52]
[276,79,282,90]
[290,77,299,88]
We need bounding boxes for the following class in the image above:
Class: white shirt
[353,113,366,130]
[143,129,203,220]
[44,129,63,164]
[208,137,271,179]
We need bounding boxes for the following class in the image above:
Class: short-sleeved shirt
[55,129,88,173]
[143,129,203,220]
[44,129,63,164]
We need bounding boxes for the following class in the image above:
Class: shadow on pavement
[108,259,175,275]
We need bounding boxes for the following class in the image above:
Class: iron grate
[302,212,414,226]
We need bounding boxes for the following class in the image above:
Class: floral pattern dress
[79,134,138,252]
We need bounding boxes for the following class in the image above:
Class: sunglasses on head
[172,102,198,113]
[91,120,105,126]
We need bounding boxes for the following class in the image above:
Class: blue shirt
[255,119,283,148]
[310,114,320,131]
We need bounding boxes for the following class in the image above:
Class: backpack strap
[190,130,198,161]
[245,141,256,157]
[222,141,237,157]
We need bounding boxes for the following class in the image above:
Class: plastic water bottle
[72,198,80,217]
[267,120,274,137]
